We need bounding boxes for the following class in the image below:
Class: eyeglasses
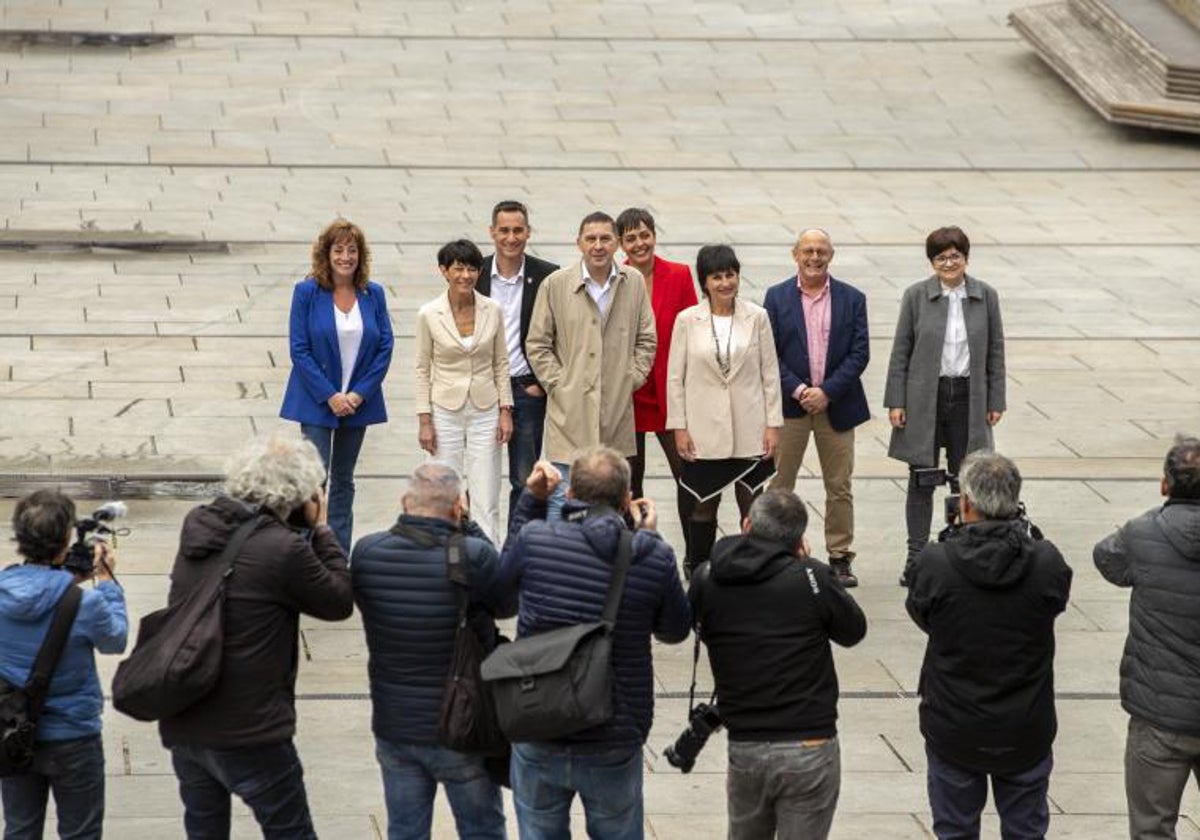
[932,252,965,266]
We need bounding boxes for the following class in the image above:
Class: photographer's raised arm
[285,525,354,621]
[1093,527,1134,587]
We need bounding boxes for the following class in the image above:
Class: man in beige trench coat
[525,210,658,518]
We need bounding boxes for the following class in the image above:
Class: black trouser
[905,376,971,562]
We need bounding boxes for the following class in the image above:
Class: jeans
[300,422,367,553]
[170,739,316,840]
[1,735,104,840]
[1125,716,1200,840]
[904,376,971,563]
[511,742,643,840]
[431,402,503,544]
[726,736,840,840]
[545,462,571,521]
[374,738,506,840]
[925,744,1052,840]
[507,380,546,531]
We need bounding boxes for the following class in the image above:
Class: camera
[63,502,127,577]
[664,702,722,773]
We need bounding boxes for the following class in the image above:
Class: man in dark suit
[764,228,870,586]
[476,200,559,530]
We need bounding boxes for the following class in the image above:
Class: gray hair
[959,451,1022,520]
[225,433,326,518]
[747,489,809,551]
[794,227,833,248]
[569,446,631,509]
[403,462,462,516]
[1164,435,1200,500]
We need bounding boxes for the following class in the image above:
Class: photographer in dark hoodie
[689,488,866,840]
[159,434,354,839]
[906,451,1072,840]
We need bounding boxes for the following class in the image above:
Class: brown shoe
[830,557,858,588]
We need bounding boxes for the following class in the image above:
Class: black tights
[629,431,688,531]
[682,482,759,575]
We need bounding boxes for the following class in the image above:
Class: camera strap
[22,585,83,717]
[685,563,716,714]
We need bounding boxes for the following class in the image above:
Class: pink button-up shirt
[797,276,832,396]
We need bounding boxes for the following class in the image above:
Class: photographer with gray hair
[159,433,353,839]
[1094,435,1200,840]
[688,488,866,839]
[351,462,507,840]
[907,451,1072,840]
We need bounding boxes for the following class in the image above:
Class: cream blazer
[665,300,784,459]
[414,290,513,414]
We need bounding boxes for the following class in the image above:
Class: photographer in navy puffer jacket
[0,490,128,839]
[493,448,691,839]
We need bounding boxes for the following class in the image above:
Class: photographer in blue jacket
[0,490,128,839]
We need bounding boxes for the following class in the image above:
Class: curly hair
[12,489,75,564]
[225,433,327,519]
[310,219,371,291]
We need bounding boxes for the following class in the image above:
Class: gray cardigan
[883,274,1006,467]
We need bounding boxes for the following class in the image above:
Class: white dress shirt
[335,299,363,392]
[581,260,618,319]
[940,282,970,377]
[489,258,531,377]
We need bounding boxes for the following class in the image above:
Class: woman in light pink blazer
[415,239,513,543]
[666,244,783,576]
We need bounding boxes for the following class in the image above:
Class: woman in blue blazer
[280,220,394,551]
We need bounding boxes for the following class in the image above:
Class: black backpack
[0,584,83,776]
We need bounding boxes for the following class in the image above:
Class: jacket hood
[564,500,629,562]
[0,564,74,622]
[178,495,262,562]
[942,520,1036,590]
[1161,500,1200,561]
[709,534,795,584]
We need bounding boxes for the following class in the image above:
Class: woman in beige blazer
[666,244,783,576]
[415,239,513,543]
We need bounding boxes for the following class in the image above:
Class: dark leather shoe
[898,568,910,588]
[830,557,858,588]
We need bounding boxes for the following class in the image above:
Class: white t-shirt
[335,300,363,392]
[712,313,738,357]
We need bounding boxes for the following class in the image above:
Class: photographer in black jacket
[907,451,1072,840]
[689,488,866,840]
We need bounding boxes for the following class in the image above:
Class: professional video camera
[913,467,961,536]
[63,501,128,578]
[664,702,723,774]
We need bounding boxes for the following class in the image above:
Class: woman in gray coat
[885,226,1006,585]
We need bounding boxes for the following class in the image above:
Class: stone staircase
[1011,0,1200,133]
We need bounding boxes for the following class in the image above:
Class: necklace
[710,301,734,376]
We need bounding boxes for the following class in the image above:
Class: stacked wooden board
[1011,0,1200,133]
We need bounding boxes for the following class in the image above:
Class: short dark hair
[1164,435,1200,500]
[696,244,741,298]
[925,226,971,261]
[578,211,615,236]
[491,200,529,226]
[569,447,630,510]
[746,489,808,551]
[615,208,656,238]
[12,490,75,564]
[437,239,484,270]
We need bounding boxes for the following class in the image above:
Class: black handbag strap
[390,521,470,616]
[600,529,633,632]
[23,584,83,717]
[214,516,262,582]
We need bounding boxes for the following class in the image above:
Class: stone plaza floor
[1,0,1200,836]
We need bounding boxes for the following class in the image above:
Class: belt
[511,373,538,387]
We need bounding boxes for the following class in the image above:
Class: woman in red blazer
[617,208,698,549]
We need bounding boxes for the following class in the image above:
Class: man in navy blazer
[764,228,870,587]
[475,200,560,530]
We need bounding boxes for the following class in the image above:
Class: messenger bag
[480,522,633,742]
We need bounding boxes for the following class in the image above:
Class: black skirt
[679,456,777,503]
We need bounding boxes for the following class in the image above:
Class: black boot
[684,520,719,580]
[899,537,926,587]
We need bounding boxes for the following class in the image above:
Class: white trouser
[431,402,502,544]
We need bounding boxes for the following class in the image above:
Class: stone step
[1071,0,1200,101]
[1010,2,1200,133]
[1167,0,1200,31]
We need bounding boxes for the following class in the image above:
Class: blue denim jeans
[374,738,506,840]
[511,742,644,840]
[0,735,104,840]
[300,422,367,553]
[925,744,1052,840]
[507,380,546,530]
[170,739,316,839]
[545,462,570,521]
